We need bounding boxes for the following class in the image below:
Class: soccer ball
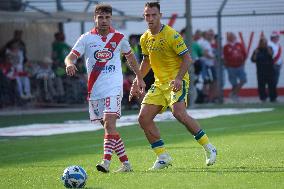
[61,165,88,188]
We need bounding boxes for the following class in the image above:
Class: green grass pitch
[0,105,283,189]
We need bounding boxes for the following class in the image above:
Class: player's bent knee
[103,122,117,134]
[138,113,151,128]
[172,109,185,120]
[103,114,117,130]
[138,114,146,124]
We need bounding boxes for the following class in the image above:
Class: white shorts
[89,95,122,122]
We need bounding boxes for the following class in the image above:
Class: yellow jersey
[140,25,189,84]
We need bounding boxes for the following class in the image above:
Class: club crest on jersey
[94,48,113,62]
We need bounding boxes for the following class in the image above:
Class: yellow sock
[153,146,166,156]
[197,134,209,145]
[194,130,209,145]
[151,139,166,156]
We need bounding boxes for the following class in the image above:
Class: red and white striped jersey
[71,28,132,100]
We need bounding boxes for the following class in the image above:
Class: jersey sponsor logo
[103,65,116,73]
[90,44,98,48]
[88,42,100,48]
[92,64,116,74]
[94,48,113,62]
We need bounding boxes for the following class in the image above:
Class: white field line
[0,108,273,137]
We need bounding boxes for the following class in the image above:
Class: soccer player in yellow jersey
[130,2,217,170]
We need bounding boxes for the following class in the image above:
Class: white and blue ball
[61,165,87,188]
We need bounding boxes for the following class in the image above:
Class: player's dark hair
[145,2,160,12]
[94,4,112,15]
[180,28,186,35]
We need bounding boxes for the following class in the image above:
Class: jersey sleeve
[170,31,189,56]
[140,34,149,56]
[120,36,132,56]
[71,35,85,58]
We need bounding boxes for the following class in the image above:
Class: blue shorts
[226,65,247,87]
[201,64,217,83]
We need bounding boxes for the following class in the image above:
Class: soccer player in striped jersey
[130,2,217,170]
[65,3,145,173]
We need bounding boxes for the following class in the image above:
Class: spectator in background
[208,29,218,50]
[52,32,70,102]
[122,72,140,110]
[223,32,247,102]
[64,58,87,104]
[0,54,18,106]
[122,35,141,76]
[193,30,204,62]
[34,56,57,102]
[180,28,203,104]
[1,30,28,64]
[251,37,277,102]
[197,30,217,103]
[0,54,16,80]
[207,29,218,102]
[180,28,203,73]
[0,30,32,104]
[194,29,202,41]
[75,58,88,103]
[193,29,205,80]
[121,34,152,108]
[6,41,32,99]
[0,70,6,108]
[129,34,155,92]
[191,30,207,103]
[268,31,283,86]
[74,58,87,85]
[129,34,143,63]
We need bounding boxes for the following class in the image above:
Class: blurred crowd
[182,28,282,104]
[0,28,282,109]
[0,30,87,108]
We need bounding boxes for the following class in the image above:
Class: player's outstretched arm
[65,53,78,76]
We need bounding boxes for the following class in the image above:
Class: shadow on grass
[168,166,284,173]
[130,166,284,174]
